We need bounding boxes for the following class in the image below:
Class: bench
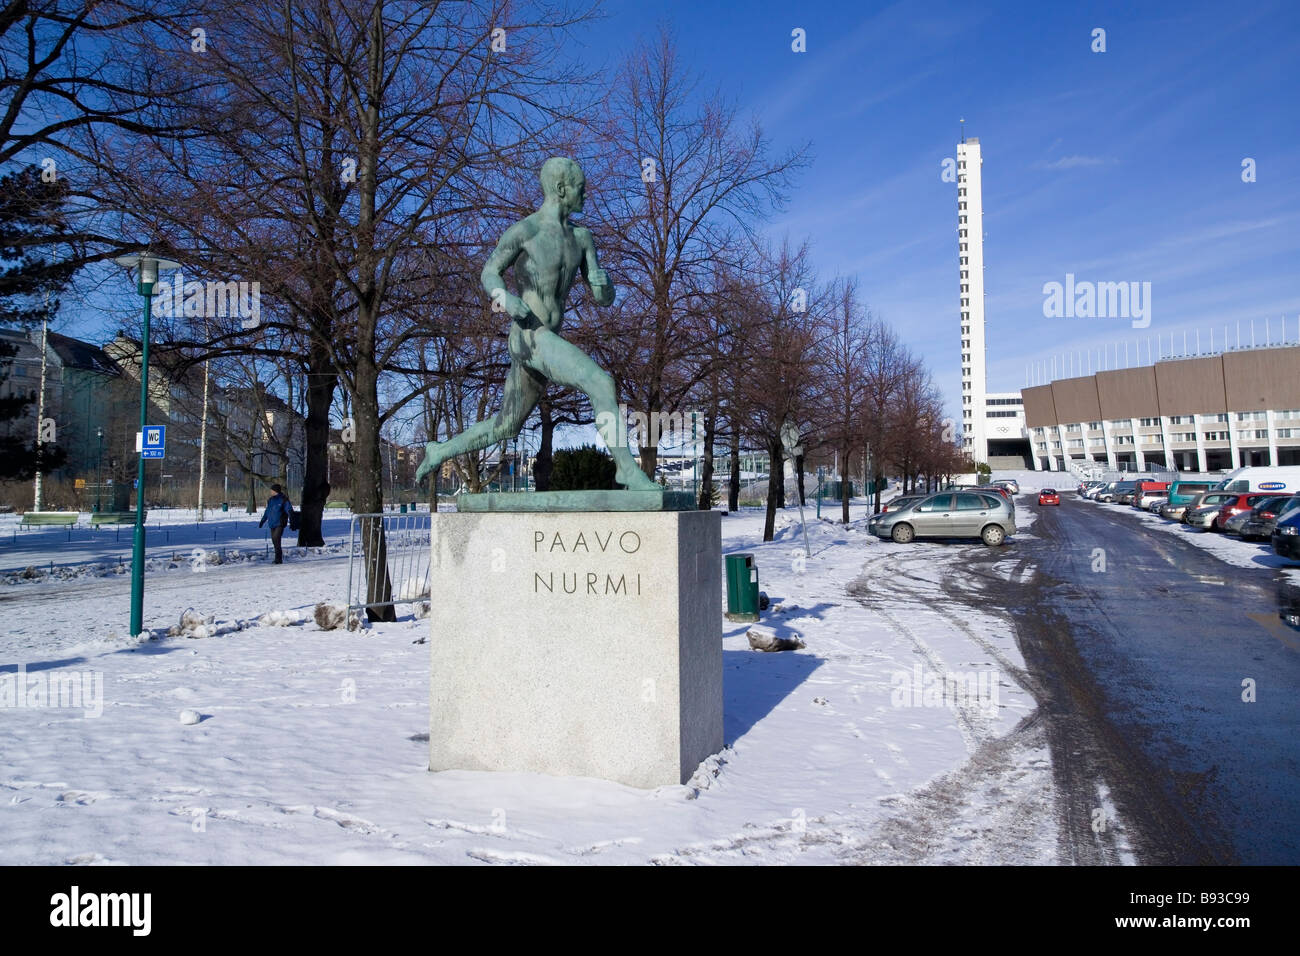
[19,512,79,528]
[90,512,143,526]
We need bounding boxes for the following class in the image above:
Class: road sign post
[116,253,181,638]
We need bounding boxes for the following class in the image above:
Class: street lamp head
[113,253,182,291]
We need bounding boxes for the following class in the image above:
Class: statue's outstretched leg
[527,329,661,491]
[415,364,543,484]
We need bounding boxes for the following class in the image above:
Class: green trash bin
[221,502,228,513]
[724,552,760,623]
[400,503,408,514]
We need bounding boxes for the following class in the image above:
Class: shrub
[549,445,617,491]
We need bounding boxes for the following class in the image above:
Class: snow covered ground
[1,490,1063,865]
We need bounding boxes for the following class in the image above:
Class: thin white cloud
[1033,155,1116,170]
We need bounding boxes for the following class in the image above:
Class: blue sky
[52,0,1299,431]
[571,0,1300,420]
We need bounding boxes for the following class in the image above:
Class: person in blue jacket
[259,483,293,564]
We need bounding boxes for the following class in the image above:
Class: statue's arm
[576,227,615,307]
[481,224,532,322]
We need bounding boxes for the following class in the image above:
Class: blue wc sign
[141,425,166,460]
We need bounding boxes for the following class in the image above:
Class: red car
[1214,493,1273,531]
[1038,489,1060,506]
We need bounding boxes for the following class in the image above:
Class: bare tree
[76,0,600,619]
[814,277,874,524]
[587,28,807,479]
[732,239,823,542]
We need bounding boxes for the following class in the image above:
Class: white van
[1214,466,1300,494]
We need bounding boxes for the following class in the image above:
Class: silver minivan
[868,491,1016,547]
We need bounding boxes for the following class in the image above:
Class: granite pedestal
[428,508,722,788]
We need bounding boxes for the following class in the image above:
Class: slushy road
[999,494,1300,864]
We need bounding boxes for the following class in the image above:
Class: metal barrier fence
[346,512,431,615]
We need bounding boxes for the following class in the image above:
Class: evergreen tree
[550,445,618,491]
[0,165,74,480]
[0,165,75,323]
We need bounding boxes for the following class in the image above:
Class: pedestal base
[428,510,722,788]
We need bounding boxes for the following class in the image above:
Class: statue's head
[540,157,586,214]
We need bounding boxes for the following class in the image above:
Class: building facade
[1,328,306,504]
[1021,345,1300,472]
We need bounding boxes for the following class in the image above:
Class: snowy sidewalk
[0,502,1059,865]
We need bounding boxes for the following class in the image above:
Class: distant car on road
[1038,489,1060,506]
[868,490,1016,547]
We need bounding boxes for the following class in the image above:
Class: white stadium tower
[956,134,1028,467]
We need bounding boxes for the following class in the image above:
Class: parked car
[1087,481,1116,500]
[992,479,1020,495]
[1223,509,1254,536]
[1271,509,1300,561]
[973,485,1016,511]
[1146,496,1168,513]
[1181,491,1240,528]
[1038,489,1060,506]
[1214,493,1275,534]
[880,494,925,513]
[867,490,1016,546]
[1237,495,1294,541]
[1098,481,1137,503]
[1185,505,1223,529]
[1131,481,1170,509]
[1160,480,1215,520]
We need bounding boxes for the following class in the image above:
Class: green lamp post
[114,253,181,637]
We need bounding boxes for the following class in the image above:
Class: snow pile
[168,608,216,640]
[313,601,367,632]
[257,609,304,627]
[746,624,805,652]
